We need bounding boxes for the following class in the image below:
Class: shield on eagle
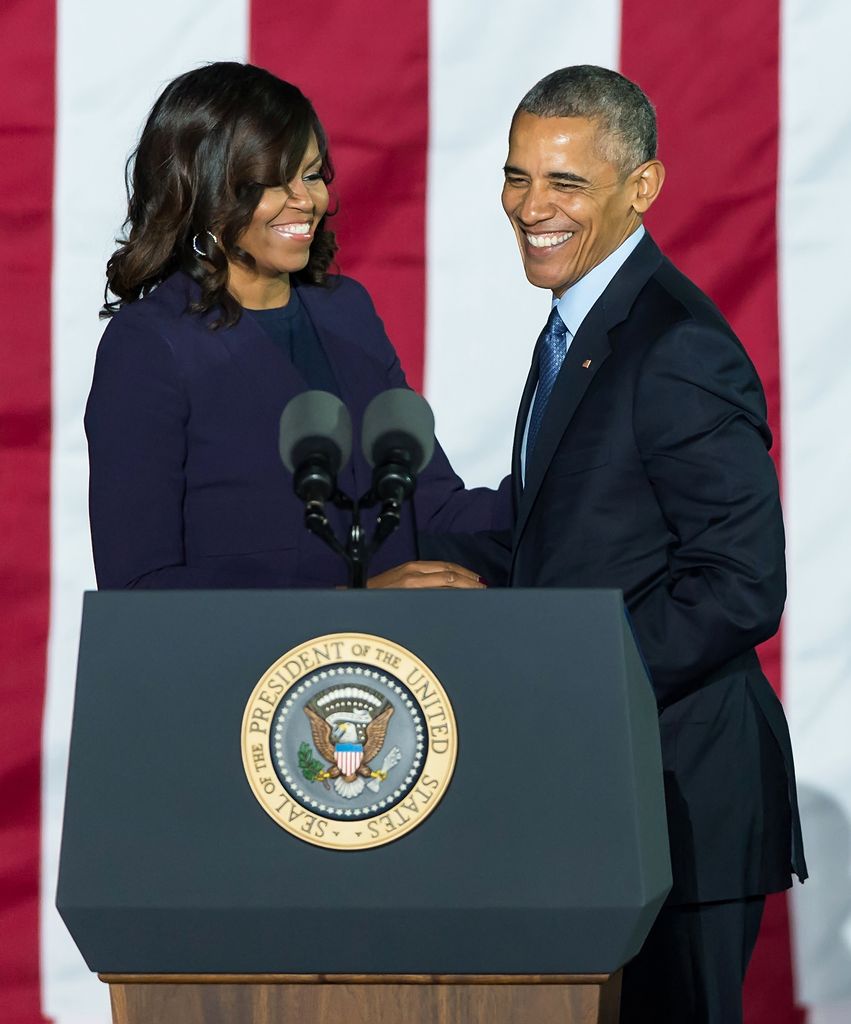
[334,742,363,776]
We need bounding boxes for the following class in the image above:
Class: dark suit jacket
[509,233,806,904]
[85,271,509,590]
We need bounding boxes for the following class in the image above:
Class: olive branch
[298,742,325,782]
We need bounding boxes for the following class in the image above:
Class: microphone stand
[300,490,371,589]
[345,498,369,590]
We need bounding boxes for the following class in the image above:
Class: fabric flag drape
[1,1,849,1022]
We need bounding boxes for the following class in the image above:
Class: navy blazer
[507,233,805,903]
[85,272,509,589]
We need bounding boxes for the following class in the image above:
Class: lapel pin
[581,359,592,369]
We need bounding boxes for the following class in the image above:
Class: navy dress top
[243,288,339,396]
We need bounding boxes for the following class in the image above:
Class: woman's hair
[102,62,337,326]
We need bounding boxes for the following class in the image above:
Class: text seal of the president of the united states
[241,633,457,850]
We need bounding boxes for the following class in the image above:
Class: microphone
[279,389,435,587]
[279,391,352,504]
[361,389,436,508]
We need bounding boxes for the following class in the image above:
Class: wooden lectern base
[100,972,622,1024]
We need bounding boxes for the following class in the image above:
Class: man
[499,66,806,1023]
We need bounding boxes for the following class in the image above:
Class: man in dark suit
[499,65,806,1023]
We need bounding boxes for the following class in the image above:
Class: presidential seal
[241,633,457,850]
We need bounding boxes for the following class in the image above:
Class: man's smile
[524,230,575,249]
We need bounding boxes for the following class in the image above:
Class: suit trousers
[619,896,765,1024]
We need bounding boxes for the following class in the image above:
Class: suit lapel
[215,305,307,428]
[511,342,540,513]
[511,232,664,550]
[161,274,309,435]
[514,305,612,544]
[213,284,367,502]
[296,283,371,501]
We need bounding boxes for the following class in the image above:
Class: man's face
[502,112,646,297]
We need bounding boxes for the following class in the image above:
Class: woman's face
[236,132,329,279]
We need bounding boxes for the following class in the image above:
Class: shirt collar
[552,225,645,335]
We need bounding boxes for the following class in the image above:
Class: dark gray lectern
[58,589,670,1024]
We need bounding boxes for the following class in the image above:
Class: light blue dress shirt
[520,225,645,482]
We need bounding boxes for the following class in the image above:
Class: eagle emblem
[243,634,457,849]
[301,684,402,799]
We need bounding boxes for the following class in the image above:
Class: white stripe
[44,4,248,1020]
[780,0,851,1017]
[424,1,622,484]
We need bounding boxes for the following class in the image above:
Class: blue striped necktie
[526,306,569,456]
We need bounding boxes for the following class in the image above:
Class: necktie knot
[526,307,569,457]
[543,304,568,343]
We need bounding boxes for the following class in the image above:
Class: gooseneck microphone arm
[366,448,417,550]
[301,486,368,589]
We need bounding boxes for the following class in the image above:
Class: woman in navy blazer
[86,62,507,590]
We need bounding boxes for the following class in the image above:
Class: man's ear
[631,160,665,214]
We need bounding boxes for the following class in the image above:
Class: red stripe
[620,4,802,1022]
[0,1,55,1021]
[250,1,429,391]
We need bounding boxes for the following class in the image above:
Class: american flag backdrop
[1,1,850,1022]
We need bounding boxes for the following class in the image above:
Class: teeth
[277,223,310,235]
[526,231,573,248]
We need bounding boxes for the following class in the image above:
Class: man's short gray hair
[516,65,657,176]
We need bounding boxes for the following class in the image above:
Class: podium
[57,589,671,1023]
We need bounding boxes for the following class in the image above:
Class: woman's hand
[367,561,486,590]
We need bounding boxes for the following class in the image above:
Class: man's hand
[367,561,486,589]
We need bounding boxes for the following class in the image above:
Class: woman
[86,62,508,590]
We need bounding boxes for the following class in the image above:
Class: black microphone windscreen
[361,389,436,474]
[279,391,352,474]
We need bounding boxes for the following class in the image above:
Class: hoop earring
[192,230,218,258]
